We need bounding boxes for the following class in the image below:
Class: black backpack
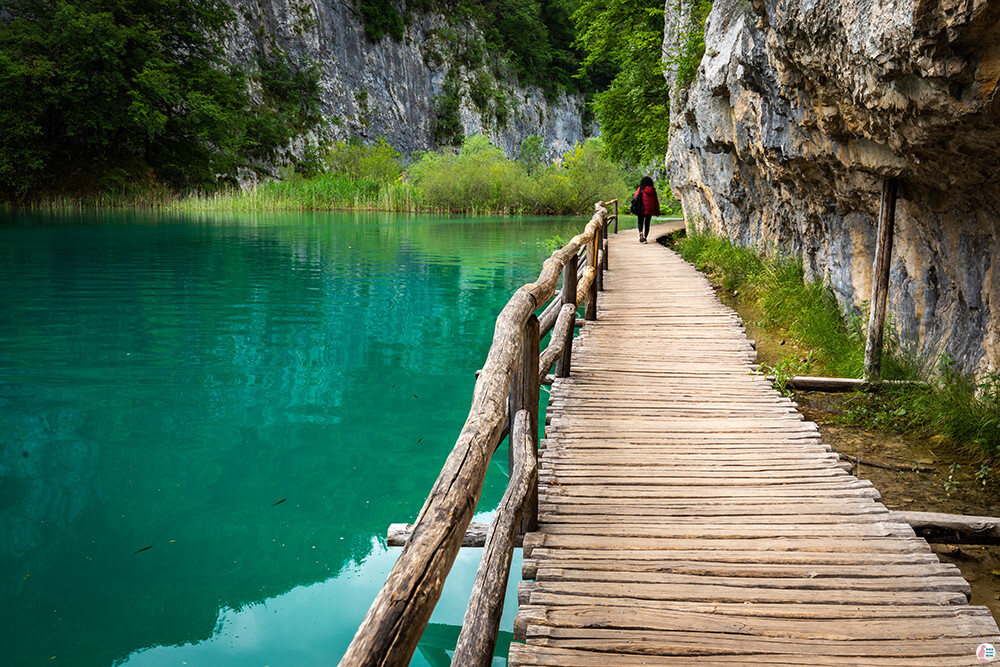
[630,189,644,215]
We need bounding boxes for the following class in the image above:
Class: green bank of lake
[0,209,586,666]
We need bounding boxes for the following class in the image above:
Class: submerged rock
[665,0,1000,376]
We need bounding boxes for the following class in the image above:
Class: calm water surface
[0,209,581,666]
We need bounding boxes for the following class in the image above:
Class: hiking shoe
[640,235,647,243]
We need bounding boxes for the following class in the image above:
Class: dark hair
[639,176,654,189]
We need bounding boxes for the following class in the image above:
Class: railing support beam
[585,233,598,320]
[509,315,539,534]
[556,254,578,378]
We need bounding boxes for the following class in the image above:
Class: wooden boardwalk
[510,223,999,666]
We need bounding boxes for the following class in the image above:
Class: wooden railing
[338,199,618,667]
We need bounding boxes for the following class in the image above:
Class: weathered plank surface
[510,223,998,666]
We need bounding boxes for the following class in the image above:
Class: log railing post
[508,314,539,533]
[556,254,578,378]
[585,233,598,320]
[595,220,604,292]
[864,177,898,383]
[613,199,619,234]
[601,217,609,274]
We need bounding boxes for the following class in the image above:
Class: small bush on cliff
[358,0,405,41]
[670,0,713,89]
[325,138,403,182]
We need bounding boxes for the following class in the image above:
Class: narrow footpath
[509,222,999,666]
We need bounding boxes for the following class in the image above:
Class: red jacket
[635,185,660,216]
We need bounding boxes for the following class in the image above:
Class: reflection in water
[0,210,572,666]
[117,516,521,666]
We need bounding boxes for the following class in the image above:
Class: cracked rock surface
[666,0,1000,375]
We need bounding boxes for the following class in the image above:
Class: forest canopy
[0,0,320,198]
[0,0,690,200]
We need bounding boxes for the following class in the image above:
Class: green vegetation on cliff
[359,0,581,95]
[0,0,321,201]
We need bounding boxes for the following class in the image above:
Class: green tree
[517,135,546,173]
[0,0,320,198]
[573,0,672,164]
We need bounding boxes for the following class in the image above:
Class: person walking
[633,176,660,243]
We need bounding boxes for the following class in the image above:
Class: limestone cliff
[665,0,1000,376]
[221,0,586,161]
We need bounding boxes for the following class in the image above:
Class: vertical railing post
[556,254,578,378]
[602,217,610,274]
[613,199,619,234]
[864,177,898,383]
[509,314,539,533]
[596,220,605,292]
[585,231,598,320]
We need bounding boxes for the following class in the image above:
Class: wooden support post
[584,234,598,320]
[864,177,898,383]
[595,222,605,292]
[613,200,619,235]
[508,315,539,534]
[601,219,609,273]
[556,254,577,378]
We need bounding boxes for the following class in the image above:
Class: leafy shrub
[671,0,713,89]
[561,138,628,212]
[325,138,403,182]
[409,135,529,213]
[408,135,629,214]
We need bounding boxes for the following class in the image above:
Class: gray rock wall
[665,0,1000,376]
[222,0,586,161]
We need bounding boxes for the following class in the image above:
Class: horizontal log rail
[339,202,612,667]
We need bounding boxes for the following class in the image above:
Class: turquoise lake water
[0,210,583,666]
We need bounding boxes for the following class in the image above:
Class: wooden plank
[522,558,961,579]
[895,510,1000,545]
[520,608,996,640]
[530,568,970,594]
[517,580,968,606]
[508,643,984,666]
[524,626,995,656]
[521,534,934,558]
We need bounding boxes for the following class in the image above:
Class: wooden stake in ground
[864,177,897,383]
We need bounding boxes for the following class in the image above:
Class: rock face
[221,0,586,160]
[665,0,1000,376]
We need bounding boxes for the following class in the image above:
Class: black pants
[637,214,652,237]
